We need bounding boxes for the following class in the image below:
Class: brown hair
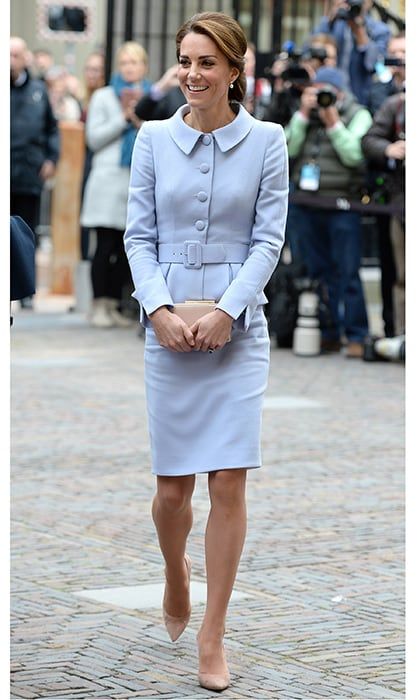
[175,12,247,103]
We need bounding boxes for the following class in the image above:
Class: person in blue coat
[311,0,391,106]
[124,11,288,692]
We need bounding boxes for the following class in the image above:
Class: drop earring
[229,82,234,89]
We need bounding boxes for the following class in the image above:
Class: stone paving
[10,295,405,700]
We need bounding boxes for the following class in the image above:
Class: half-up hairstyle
[175,12,247,104]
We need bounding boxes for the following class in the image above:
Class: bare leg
[198,469,248,676]
[152,474,195,616]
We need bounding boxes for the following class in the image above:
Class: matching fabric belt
[157,240,249,269]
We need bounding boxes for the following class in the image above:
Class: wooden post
[50,121,85,294]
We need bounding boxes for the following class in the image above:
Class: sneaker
[106,299,134,328]
[345,342,364,358]
[19,296,34,310]
[90,298,114,328]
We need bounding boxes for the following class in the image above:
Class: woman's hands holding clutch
[190,309,233,352]
[149,307,233,353]
[149,307,196,352]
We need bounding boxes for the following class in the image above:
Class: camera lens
[316,89,337,108]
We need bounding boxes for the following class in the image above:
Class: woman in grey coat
[124,12,288,692]
[80,41,151,328]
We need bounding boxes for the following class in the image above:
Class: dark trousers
[10,193,41,247]
[377,214,396,337]
[295,206,369,343]
[91,227,132,301]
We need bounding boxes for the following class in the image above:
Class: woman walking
[124,12,288,691]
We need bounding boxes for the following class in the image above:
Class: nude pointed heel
[197,631,230,692]
[163,554,192,642]
[198,671,231,692]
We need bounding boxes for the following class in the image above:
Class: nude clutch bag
[172,301,231,342]
[171,300,217,325]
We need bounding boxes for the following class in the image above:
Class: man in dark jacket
[10,36,60,305]
[362,92,405,336]
[286,66,372,357]
[365,32,405,337]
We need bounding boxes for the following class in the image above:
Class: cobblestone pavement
[10,296,405,700]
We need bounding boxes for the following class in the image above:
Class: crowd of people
[10,0,405,359]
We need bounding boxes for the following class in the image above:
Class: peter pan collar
[167,103,255,154]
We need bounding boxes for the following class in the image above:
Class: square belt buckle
[183,240,203,269]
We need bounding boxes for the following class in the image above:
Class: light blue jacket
[124,104,289,330]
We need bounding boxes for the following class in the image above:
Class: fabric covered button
[202,134,212,145]
[195,220,206,231]
[197,191,208,202]
[200,163,210,173]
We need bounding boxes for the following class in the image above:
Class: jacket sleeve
[44,92,60,164]
[361,98,396,168]
[326,107,373,167]
[134,94,159,121]
[216,125,289,330]
[124,122,174,325]
[357,18,391,73]
[85,89,127,152]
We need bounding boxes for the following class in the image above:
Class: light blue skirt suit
[124,104,288,476]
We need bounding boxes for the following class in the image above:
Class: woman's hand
[149,306,196,352]
[190,309,234,352]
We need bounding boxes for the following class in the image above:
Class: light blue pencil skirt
[143,306,270,476]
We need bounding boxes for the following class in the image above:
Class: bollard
[50,121,85,294]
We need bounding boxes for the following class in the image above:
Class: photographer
[312,0,391,106]
[367,32,405,115]
[262,35,338,128]
[362,91,405,337]
[285,66,372,357]
[365,32,405,337]
[261,47,311,127]
[301,34,338,73]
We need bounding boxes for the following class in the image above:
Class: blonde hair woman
[80,41,151,328]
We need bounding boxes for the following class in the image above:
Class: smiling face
[177,32,239,113]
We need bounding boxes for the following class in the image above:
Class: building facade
[10,1,405,83]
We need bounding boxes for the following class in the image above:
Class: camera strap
[309,128,323,161]
[299,128,323,191]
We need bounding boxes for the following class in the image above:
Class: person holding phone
[80,42,151,328]
[124,12,288,692]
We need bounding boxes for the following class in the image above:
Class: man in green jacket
[285,66,372,357]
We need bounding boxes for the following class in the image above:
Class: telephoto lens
[316,87,337,108]
[293,291,321,356]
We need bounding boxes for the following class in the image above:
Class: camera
[384,57,405,67]
[316,87,337,108]
[277,49,311,94]
[336,0,364,21]
[301,46,328,64]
